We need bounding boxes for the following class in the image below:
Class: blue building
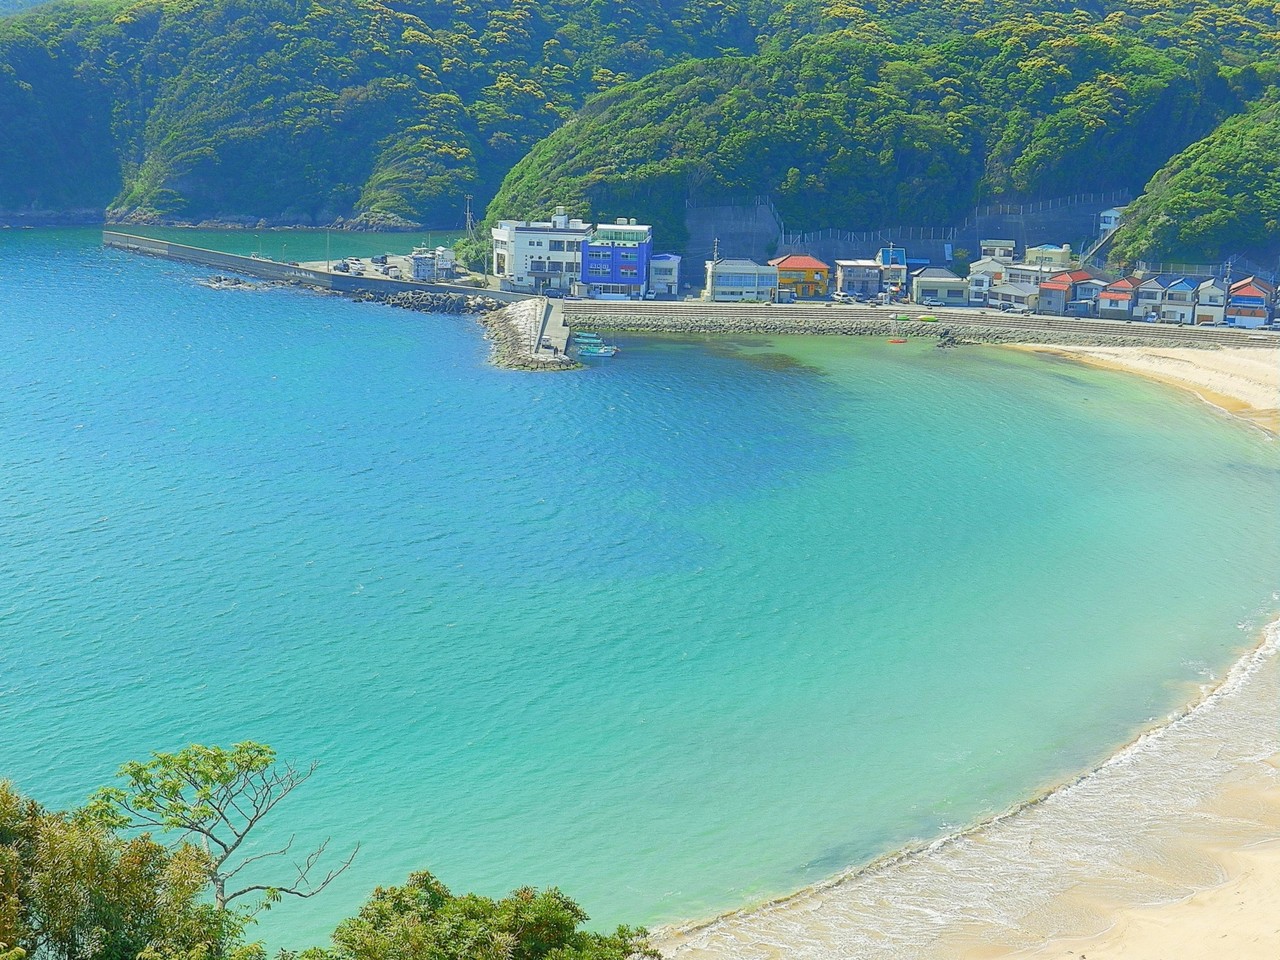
[581,219,653,299]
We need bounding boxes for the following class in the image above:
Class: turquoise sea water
[2,229,1277,949]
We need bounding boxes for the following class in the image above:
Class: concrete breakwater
[482,299,578,371]
[563,301,1280,350]
[571,313,1196,348]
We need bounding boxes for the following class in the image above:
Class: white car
[832,291,854,303]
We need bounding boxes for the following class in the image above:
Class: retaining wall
[563,301,1280,349]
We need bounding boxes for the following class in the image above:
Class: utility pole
[464,195,475,241]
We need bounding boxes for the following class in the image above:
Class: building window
[549,240,565,251]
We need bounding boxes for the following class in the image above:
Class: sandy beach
[658,343,1280,960]
[1022,344,1280,436]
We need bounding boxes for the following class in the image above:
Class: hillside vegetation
[486,18,1245,249]
[1,0,1278,261]
[0,0,801,226]
[1110,98,1280,263]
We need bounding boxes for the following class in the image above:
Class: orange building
[768,255,831,299]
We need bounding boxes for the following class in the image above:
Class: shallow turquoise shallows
[2,230,1277,949]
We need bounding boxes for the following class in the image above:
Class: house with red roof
[1226,277,1275,328]
[1097,277,1141,320]
[768,254,831,299]
[1037,269,1101,316]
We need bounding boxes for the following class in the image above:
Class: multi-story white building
[491,206,591,293]
[703,258,778,302]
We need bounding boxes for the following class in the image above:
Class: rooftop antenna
[713,237,720,262]
[464,195,475,240]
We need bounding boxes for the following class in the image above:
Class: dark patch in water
[739,351,826,374]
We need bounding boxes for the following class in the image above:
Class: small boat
[571,332,603,342]
[888,338,908,344]
[577,343,619,357]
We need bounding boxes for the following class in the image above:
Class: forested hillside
[487,18,1243,250]
[1110,97,1280,263]
[1,0,1278,261]
[0,0,803,226]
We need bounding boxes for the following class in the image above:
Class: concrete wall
[103,232,531,303]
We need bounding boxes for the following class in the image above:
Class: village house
[876,246,908,297]
[1097,277,1141,319]
[834,259,884,297]
[704,258,778,302]
[979,239,1016,262]
[988,281,1039,311]
[1194,279,1226,325]
[1156,276,1200,324]
[1226,277,1275,328]
[1098,207,1126,235]
[1134,274,1182,321]
[1004,262,1062,287]
[909,266,967,306]
[1025,242,1073,271]
[649,253,681,298]
[769,254,831,299]
[1037,269,1105,316]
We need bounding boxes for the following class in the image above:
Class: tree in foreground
[87,742,358,915]
[288,870,661,960]
[0,779,248,960]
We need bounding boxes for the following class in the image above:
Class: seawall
[102,230,530,303]
[563,301,1280,350]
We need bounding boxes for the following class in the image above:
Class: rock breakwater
[481,300,579,372]
[566,312,1240,349]
[351,289,502,314]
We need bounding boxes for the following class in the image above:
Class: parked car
[832,291,854,303]
[921,297,943,307]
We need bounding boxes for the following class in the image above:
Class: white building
[1004,262,1063,287]
[411,245,457,281]
[1098,207,1126,235]
[491,206,591,293]
[703,258,778,302]
[979,239,1016,262]
[650,253,681,297]
[1195,279,1226,325]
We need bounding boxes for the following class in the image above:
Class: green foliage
[89,742,357,914]
[2,0,1279,259]
[298,871,659,960]
[0,780,243,960]
[0,0,786,224]
[1110,98,1280,263]
[488,21,1238,248]
[3,756,661,960]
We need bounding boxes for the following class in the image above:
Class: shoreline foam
[655,617,1279,959]
[655,344,1279,959]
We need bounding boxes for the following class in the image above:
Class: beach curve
[655,343,1280,960]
